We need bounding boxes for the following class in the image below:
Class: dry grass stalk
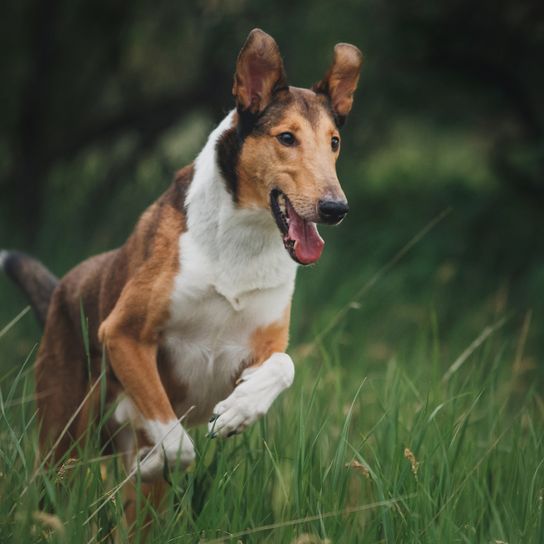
[404,447,419,477]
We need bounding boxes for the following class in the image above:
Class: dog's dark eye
[277,132,296,147]
[331,136,340,152]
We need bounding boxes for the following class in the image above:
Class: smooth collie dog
[1,28,362,513]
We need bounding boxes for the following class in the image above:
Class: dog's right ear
[233,29,287,114]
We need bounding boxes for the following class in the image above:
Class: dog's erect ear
[233,29,287,114]
[313,43,363,123]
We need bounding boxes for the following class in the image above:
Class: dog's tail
[0,250,59,327]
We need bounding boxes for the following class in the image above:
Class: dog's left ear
[314,43,363,124]
[233,28,287,114]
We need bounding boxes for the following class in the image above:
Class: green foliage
[1,77,543,542]
[1,2,543,541]
[2,0,544,244]
[0,304,542,543]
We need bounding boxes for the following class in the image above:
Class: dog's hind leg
[35,290,90,464]
[120,430,169,542]
[123,478,168,541]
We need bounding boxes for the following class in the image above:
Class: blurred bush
[0,0,543,378]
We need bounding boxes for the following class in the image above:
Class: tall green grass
[1,78,543,543]
[0,294,542,543]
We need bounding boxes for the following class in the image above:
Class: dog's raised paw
[207,409,249,438]
[207,355,295,439]
[207,390,264,438]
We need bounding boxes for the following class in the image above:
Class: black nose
[318,199,349,224]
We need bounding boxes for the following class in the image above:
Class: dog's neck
[183,111,297,305]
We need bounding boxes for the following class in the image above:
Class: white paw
[208,385,265,438]
[207,353,295,438]
[132,420,195,482]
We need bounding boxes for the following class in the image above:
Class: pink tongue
[285,200,325,264]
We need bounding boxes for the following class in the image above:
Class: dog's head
[217,29,363,265]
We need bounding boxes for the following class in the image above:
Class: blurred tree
[0,1,245,242]
[0,0,542,246]
[380,0,544,199]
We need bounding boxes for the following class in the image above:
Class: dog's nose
[318,199,349,224]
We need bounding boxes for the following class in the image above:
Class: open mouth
[270,190,325,265]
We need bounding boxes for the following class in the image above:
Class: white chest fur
[159,111,298,425]
[161,251,294,424]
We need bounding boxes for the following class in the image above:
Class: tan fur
[233,29,287,114]
[35,167,193,455]
[28,29,362,536]
[314,43,363,117]
[237,89,345,218]
[98,199,184,423]
[249,305,291,367]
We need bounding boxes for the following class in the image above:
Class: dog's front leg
[103,334,195,481]
[100,279,195,482]
[208,352,294,438]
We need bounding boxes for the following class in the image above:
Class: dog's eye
[277,132,296,147]
[331,136,340,152]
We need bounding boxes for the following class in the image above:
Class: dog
[1,28,361,516]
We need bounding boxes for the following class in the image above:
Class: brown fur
[236,88,345,217]
[124,478,168,538]
[314,43,363,124]
[97,202,184,423]
[1,251,58,325]
[35,166,194,455]
[23,29,362,535]
[249,305,291,367]
[233,29,287,114]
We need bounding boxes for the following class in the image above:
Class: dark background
[1,0,543,383]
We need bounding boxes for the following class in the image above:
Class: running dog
[1,28,362,506]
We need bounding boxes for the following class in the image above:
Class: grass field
[1,122,543,543]
[0,309,543,543]
[1,210,543,543]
